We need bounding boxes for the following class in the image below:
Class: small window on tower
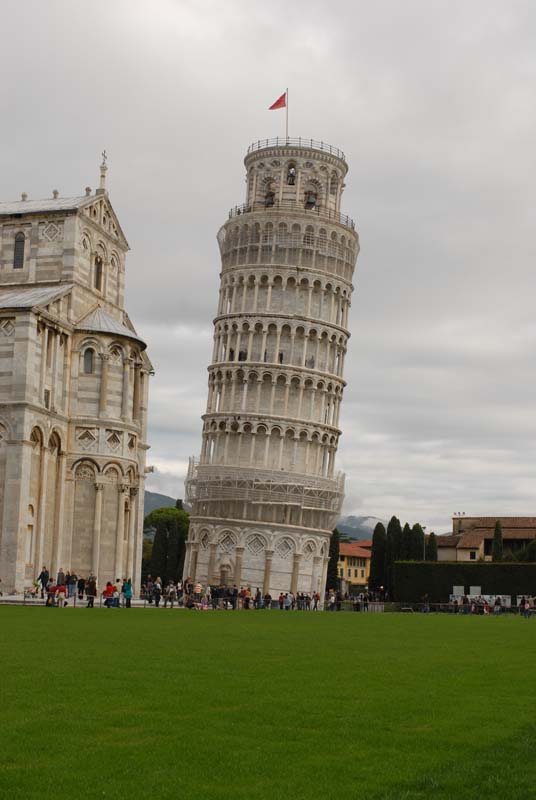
[83,349,95,374]
[13,232,25,269]
[287,163,296,185]
[94,256,103,291]
[330,172,339,196]
[304,190,317,210]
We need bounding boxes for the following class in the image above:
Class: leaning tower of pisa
[184,137,359,598]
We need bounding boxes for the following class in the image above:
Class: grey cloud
[3,0,536,531]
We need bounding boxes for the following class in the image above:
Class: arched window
[83,348,94,374]
[330,172,339,196]
[304,190,317,209]
[13,233,25,269]
[94,256,103,291]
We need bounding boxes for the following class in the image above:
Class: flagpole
[286,87,289,141]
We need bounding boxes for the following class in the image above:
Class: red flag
[269,92,286,110]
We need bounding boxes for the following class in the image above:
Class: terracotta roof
[353,539,372,549]
[437,535,460,547]
[339,543,371,558]
[454,517,536,529]
[457,533,485,549]
[475,528,536,541]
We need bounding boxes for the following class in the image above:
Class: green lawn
[1,608,536,800]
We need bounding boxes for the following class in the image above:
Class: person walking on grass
[55,583,67,607]
[68,571,77,599]
[123,579,133,608]
[153,577,162,608]
[86,576,97,608]
[164,582,177,608]
[103,582,114,608]
[37,566,49,599]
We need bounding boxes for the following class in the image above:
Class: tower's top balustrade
[246,137,347,164]
[241,136,354,230]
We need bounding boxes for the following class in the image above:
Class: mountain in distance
[144,490,177,516]
[337,515,386,540]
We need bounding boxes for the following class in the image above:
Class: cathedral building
[184,137,359,596]
[0,158,151,593]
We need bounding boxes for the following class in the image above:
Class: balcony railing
[186,459,345,498]
[247,138,346,161]
[228,199,355,231]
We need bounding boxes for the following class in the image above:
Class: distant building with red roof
[337,542,371,590]
[437,516,536,562]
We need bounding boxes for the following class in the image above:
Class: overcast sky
[3,0,536,532]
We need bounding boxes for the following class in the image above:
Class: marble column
[92,482,104,578]
[262,549,274,595]
[234,545,244,588]
[114,484,128,579]
[126,488,138,579]
[207,541,218,583]
[51,451,67,575]
[34,445,49,574]
[291,553,302,594]
[121,358,131,419]
[98,354,110,417]
[133,362,141,420]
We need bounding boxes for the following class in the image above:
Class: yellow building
[338,541,371,590]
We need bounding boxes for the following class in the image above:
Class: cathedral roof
[75,305,146,348]
[0,284,73,309]
[0,196,90,215]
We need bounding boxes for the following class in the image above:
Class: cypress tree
[326,528,340,591]
[426,531,438,561]
[165,509,189,582]
[411,523,425,560]
[385,516,402,596]
[369,522,386,590]
[492,520,503,562]
[150,519,168,581]
[400,522,412,560]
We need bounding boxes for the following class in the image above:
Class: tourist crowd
[141,576,324,610]
[35,566,133,608]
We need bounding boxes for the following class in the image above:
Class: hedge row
[393,561,536,603]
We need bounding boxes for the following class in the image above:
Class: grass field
[2,608,536,800]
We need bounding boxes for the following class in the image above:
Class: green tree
[492,520,503,562]
[410,523,425,560]
[400,522,412,560]
[149,519,168,581]
[426,531,438,561]
[385,516,402,596]
[144,505,190,583]
[369,522,386,590]
[326,528,340,591]
[165,509,189,582]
